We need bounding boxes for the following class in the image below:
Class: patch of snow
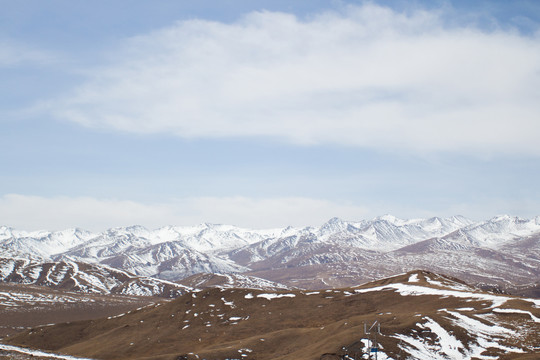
[445,310,515,336]
[221,297,235,307]
[0,291,94,308]
[0,344,94,359]
[107,313,126,320]
[492,308,540,322]
[420,317,464,358]
[354,283,511,308]
[0,259,16,279]
[356,338,392,359]
[426,278,472,291]
[257,293,296,300]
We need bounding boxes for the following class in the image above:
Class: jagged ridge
[1,215,539,293]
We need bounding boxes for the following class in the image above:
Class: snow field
[0,291,94,308]
[0,344,94,360]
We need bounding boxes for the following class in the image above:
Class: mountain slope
[0,282,157,338]
[4,270,539,360]
[0,258,192,298]
[178,272,292,291]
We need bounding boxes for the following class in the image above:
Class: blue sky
[1,0,540,230]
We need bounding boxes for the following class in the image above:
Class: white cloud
[47,3,540,155]
[0,194,369,231]
[0,39,56,67]
[0,194,175,231]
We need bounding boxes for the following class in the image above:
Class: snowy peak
[318,217,351,236]
[1,214,539,289]
[460,215,540,246]
[0,226,15,243]
[374,214,407,225]
[0,214,479,258]
[448,214,474,225]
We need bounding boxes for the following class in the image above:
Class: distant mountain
[1,215,539,293]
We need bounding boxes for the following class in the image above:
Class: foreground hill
[3,270,539,360]
[0,282,157,338]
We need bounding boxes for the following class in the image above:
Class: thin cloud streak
[0,39,58,67]
[0,194,369,231]
[2,194,536,232]
[44,4,540,155]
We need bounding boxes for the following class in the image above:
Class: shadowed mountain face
[4,270,540,360]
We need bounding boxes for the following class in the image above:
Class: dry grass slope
[3,270,540,360]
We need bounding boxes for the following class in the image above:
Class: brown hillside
[4,270,540,359]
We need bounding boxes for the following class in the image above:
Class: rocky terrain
[1,270,539,359]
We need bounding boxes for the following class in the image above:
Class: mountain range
[1,215,539,296]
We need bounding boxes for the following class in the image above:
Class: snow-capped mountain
[231,215,474,265]
[0,226,93,260]
[1,215,539,292]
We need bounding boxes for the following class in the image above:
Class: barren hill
[3,270,539,359]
